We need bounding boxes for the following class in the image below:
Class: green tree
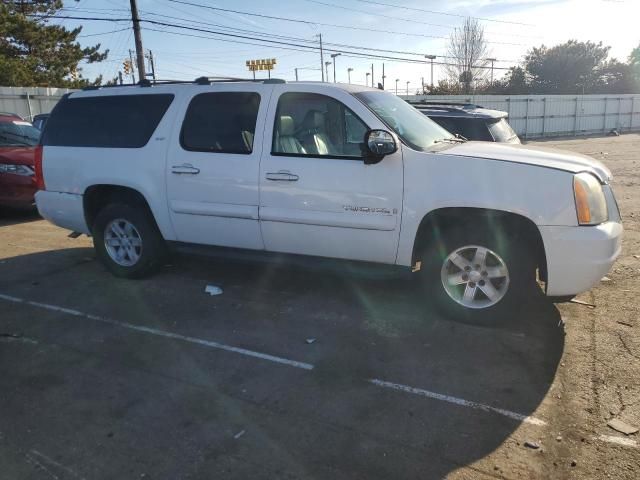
[0,0,108,87]
[524,40,611,93]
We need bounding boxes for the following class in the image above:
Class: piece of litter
[617,321,633,328]
[305,338,316,344]
[601,276,611,282]
[607,419,639,436]
[205,285,223,296]
[557,317,566,328]
[556,435,562,442]
[634,255,640,259]
[234,430,246,439]
[524,441,540,449]
[570,298,596,308]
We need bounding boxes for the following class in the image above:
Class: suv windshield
[0,121,40,147]
[355,91,453,151]
[487,118,518,143]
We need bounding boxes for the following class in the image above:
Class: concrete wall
[403,94,640,139]
[0,86,75,121]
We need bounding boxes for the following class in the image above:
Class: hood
[438,142,611,182]
[0,146,37,166]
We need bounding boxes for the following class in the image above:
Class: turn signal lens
[573,173,608,225]
[34,145,45,190]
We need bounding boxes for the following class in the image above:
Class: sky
[58,0,640,92]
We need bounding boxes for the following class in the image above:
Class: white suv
[35,78,622,324]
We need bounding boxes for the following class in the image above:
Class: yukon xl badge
[343,205,396,215]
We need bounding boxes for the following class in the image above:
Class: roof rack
[408,100,483,110]
[82,76,286,91]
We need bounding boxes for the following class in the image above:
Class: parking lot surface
[1,134,639,479]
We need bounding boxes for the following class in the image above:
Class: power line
[352,0,535,26]
[163,0,527,46]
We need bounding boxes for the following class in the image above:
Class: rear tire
[92,203,165,279]
[418,223,537,326]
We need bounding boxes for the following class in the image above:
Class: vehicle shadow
[0,207,40,227]
[0,248,564,479]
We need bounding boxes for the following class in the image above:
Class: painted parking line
[596,434,638,448]
[0,292,547,427]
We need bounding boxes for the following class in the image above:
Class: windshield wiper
[434,137,466,144]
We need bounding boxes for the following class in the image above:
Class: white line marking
[0,293,313,371]
[596,434,638,447]
[369,379,547,426]
[1,293,548,426]
[30,450,86,480]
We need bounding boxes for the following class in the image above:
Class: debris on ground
[524,441,540,449]
[571,460,577,467]
[556,435,562,442]
[570,298,596,308]
[234,430,246,439]
[634,255,640,259]
[305,338,316,344]
[617,321,633,327]
[204,285,223,296]
[607,418,639,435]
[601,276,611,282]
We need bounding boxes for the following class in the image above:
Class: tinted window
[0,120,40,146]
[43,94,174,148]
[272,92,368,158]
[430,117,492,141]
[181,92,260,154]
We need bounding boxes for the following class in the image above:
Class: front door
[259,85,403,264]
[166,85,270,250]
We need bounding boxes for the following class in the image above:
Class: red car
[0,113,41,209]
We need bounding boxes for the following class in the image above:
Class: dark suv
[410,102,520,144]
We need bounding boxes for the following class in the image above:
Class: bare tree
[446,17,491,93]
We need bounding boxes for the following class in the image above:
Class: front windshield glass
[355,91,454,151]
[0,121,40,147]
[487,118,519,143]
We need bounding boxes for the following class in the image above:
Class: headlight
[0,164,34,176]
[574,172,608,225]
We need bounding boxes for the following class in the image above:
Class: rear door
[258,85,403,264]
[166,84,271,249]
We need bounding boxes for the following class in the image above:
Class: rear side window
[180,92,260,154]
[42,94,174,148]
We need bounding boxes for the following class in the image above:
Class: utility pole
[129,0,146,81]
[330,53,341,82]
[366,72,370,87]
[295,68,298,81]
[487,57,496,84]
[395,78,399,95]
[425,55,436,90]
[406,81,410,96]
[347,67,353,84]
[371,64,374,87]
[325,61,331,83]
[128,49,137,84]
[317,34,325,82]
[147,50,156,81]
[382,63,386,90]
[118,71,123,85]
[421,77,424,94]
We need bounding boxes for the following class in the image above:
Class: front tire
[419,224,537,326]
[92,203,165,279]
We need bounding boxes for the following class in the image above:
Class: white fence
[3,87,640,139]
[403,93,640,139]
[0,86,74,121]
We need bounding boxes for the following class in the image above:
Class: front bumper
[540,221,623,296]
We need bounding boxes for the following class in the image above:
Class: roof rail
[408,100,483,109]
[83,77,286,91]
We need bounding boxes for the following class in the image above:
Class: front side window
[272,92,368,159]
[42,94,174,148]
[181,92,260,154]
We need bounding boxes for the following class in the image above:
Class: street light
[366,72,370,87]
[324,61,332,83]
[330,53,341,82]
[395,78,399,95]
[486,57,497,84]
[425,54,436,90]
[406,80,410,96]
[347,67,353,84]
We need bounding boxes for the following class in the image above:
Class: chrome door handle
[265,171,299,181]
[171,164,200,175]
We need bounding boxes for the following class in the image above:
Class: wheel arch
[411,207,548,283]
[84,184,158,234]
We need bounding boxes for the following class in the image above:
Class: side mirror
[364,129,397,165]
